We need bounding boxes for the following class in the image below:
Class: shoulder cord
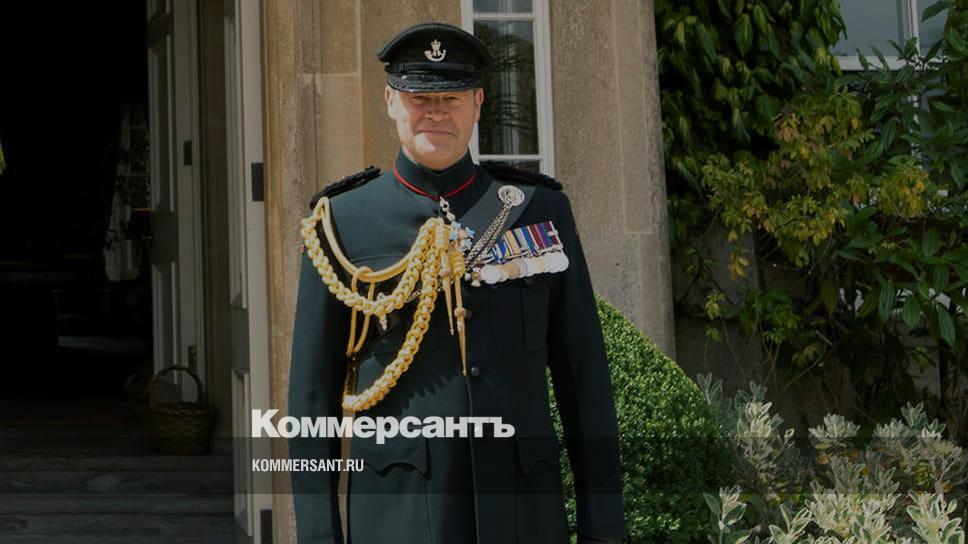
[300,197,469,412]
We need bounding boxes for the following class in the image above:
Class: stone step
[0,455,232,471]
[0,513,236,537]
[0,470,233,494]
[0,493,234,515]
[0,537,236,544]
[0,436,161,457]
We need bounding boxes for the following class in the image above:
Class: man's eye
[410,96,428,104]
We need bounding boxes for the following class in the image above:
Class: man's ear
[473,87,484,123]
[385,85,396,119]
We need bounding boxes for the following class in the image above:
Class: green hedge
[550,297,730,543]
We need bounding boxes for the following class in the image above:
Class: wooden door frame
[223,0,271,541]
[146,0,206,400]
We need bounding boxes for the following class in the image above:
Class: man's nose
[426,101,449,119]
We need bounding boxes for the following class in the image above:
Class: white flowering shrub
[698,374,966,543]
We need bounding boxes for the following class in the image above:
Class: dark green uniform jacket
[289,151,625,543]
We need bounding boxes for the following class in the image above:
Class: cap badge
[424,39,447,62]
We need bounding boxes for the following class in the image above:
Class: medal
[470,221,568,286]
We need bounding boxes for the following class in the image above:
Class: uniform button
[524,277,535,286]
[469,366,481,377]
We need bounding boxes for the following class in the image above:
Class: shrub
[699,374,968,543]
[550,297,731,543]
[655,0,845,248]
[673,1,968,435]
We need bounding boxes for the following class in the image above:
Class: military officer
[289,22,625,544]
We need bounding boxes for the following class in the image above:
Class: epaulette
[480,161,562,191]
[308,166,381,210]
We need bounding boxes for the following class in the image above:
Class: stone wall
[549,0,674,356]
[260,1,670,541]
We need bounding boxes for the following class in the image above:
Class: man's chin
[412,146,459,168]
[415,134,454,149]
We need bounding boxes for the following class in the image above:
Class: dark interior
[0,2,151,404]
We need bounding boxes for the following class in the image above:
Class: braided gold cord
[301,197,431,322]
[341,244,442,412]
[300,196,468,412]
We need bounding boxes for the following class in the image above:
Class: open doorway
[0,1,152,420]
[0,2,237,542]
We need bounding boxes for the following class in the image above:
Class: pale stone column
[262,1,321,542]
[262,2,463,542]
[549,0,675,357]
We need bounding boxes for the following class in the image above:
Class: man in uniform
[289,22,625,544]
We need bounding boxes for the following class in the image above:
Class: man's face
[385,86,484,171]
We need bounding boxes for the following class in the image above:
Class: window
[461,0,555,175]
[834,0,946,70]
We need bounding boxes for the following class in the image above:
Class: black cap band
[385,61,478,74]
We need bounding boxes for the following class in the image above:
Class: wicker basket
[145,365,215,455]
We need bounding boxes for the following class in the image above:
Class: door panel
[225,0,270,540]
[147,0,202,398]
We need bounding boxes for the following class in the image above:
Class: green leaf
[703,492,721,517]
[954,263,968,284]
[755,95,780,122]
[836,249,863,262]
[735,14,753,56]
[871,45,890,69]
[925,37,945,59]
[950,162,964,188]
[901,296,921,328]
[922,1,950,22]
[889,253,919,280]
[946,28,968,54]
[696,23,718,62]
[723,500,747,526]
[820,278,837,316]
[848,235,877,249]
[880,119,897,149]
[762,27,781,58]
[936,305,956,347]
[858,288,878,317]
[932,265,950,292]
[931,98,956,113]
[674,20,687,47]
[752,4,769,34]
[922,229,941,257]
[778,1,793,19]
[878,280,896,321]
[951,293,968,315]
[725,530,750,544]
[735,0,746,17]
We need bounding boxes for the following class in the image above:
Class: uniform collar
[393,149,477,200]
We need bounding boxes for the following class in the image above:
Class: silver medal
[481,265,502,285]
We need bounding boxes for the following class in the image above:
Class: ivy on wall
[657,0,968,439]
[655,0,844,248]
